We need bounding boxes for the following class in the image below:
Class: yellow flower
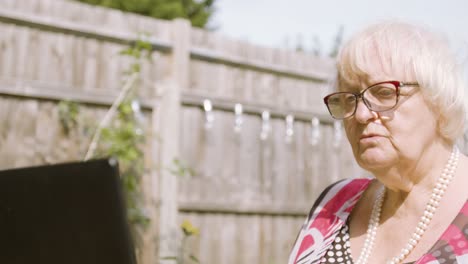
[181,219,200,236]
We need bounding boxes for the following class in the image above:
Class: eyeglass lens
[326,83,398,119]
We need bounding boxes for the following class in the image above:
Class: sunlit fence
[0,0,364,263]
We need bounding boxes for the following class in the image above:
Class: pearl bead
[415,227,424,235]
[427,206,436,213]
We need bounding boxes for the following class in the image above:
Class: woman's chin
[356,147,395,171]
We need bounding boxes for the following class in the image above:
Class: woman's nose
[354,99,377,123]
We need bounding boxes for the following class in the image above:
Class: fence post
[157,18,191,264]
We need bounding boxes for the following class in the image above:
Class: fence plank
[158,18,191,264]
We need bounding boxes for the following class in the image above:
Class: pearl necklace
[354,146,460,264]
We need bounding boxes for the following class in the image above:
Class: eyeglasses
[323,81,419,119]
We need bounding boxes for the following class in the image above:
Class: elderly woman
[289,21,468,264]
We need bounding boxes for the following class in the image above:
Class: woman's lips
[360,134,381,139]
[359,134,384,143]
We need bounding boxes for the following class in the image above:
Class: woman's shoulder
[313,177,373,207]
[321,177,372,196]
[306,177,373,221]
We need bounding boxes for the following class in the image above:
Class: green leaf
[131,63,141,73]
[189,255,200,263]
[136,39,153,51]
[161,256,178,260]
[74,0,216,28]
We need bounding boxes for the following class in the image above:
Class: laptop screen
[0,159,137,264]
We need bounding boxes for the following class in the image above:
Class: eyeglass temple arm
[400,82,419,87]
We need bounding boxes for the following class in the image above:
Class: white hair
[336,21,467,143]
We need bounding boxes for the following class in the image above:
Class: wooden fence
[0,0,365,263]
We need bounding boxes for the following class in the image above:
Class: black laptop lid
[0,159,137,264]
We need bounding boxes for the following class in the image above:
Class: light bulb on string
[260,110,271,141]
[309,117,320,146]
[234,103,243,133]
[203,99,214,130]
[285,114,294,144]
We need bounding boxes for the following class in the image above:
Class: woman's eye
[372,87,394,97]
[328,97,340,105]
[345,95,355,103]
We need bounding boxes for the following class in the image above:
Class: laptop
[0,158,137,264]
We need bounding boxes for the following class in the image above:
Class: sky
[211,0,468,58]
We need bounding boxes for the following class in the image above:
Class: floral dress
[288,178,468,264]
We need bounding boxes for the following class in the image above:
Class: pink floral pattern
[288,179,371,264]
[289,178,468,264]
